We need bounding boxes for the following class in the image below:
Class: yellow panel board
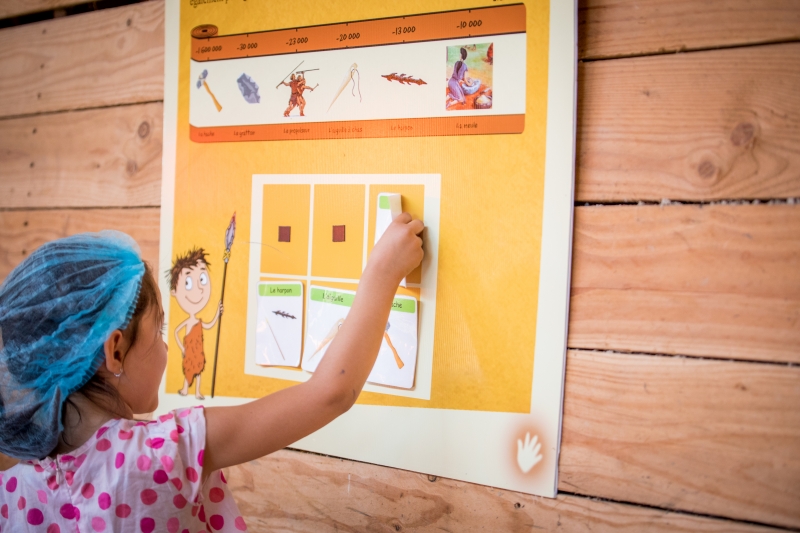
[311,184,365,279]
[260,184,310,276]
[166,0,550,413]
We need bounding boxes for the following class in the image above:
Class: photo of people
[446,42,493,110]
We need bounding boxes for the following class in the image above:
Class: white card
[302,285,418,389]
[255,281,304,367]
[375,193,406,287]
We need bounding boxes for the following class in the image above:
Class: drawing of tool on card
[197,69,222,112]
[375,193,406,287]
[308,318,345,363]
[383,322,404,369]
[257,316,285,361]
[328,63,361,112]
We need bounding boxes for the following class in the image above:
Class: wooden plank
[227,448,785,532]
[579,0,800,60]
[0,208,160,280]
[0,102,162,208]
[577,43,800,202]
[569,203,800,363]
[0,1,163,118]
[0,0,89,19]
[560,350,800,529]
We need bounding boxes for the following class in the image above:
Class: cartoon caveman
[168,248,222,399]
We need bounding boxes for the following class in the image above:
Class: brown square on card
[332,225,345,242]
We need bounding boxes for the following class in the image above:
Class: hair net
[0,230,145,459]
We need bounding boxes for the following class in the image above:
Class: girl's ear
[170,289,177,297]
[103,330,128,375]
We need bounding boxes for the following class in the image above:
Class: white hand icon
[517,432,542,474]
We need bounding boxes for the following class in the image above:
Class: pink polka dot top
[0,406,247,532]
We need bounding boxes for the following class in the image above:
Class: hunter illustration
[276,61,319,117]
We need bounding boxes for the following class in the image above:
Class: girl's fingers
[407,219,424,236]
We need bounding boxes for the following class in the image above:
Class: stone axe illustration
[197,69,222,112]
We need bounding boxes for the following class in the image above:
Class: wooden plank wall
[1,0,798,531]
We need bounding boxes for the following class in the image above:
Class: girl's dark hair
[460,47,467,60]
[59,262,161,446]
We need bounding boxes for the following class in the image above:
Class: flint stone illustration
[237,73,260,104]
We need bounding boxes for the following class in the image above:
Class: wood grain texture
[0,1,163,118]
[227,446,785,532]
[560,350,800,529]
[579,0,800,60]
[0,0,89,19]
[0,208,160,280]
[0,103,162,208]
[577,43,800,202]
[569,203,800,362]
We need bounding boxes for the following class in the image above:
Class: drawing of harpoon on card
[255,282,304,367]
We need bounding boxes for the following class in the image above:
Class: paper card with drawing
[302,286,418,389]
[255,282,304,367]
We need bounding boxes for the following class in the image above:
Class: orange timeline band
[191,4,526,62]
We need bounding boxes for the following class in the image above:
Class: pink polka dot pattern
[160,456,174,473]
[137,455,152,471]
[27,508,44,525]
[98,492,111,510]
[140,517,155,533]
[2,407,241,532]
[116,504,132,518]
[145,437,165,449]
[60,504,76,520]
[173,494,188,509]
[210,515,224,530]
[81,483,95,499]
[153,470,168,484]
[140,489,158,505]
[91,516,106,532]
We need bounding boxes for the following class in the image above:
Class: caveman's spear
[211,212,236,398]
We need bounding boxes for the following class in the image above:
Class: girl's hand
[367,213,424,286]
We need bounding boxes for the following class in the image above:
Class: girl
[0,213,423,532]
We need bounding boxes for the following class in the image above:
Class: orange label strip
[190,115,524,143]
[191,4,525,62]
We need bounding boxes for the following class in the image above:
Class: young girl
[0,214,423,532]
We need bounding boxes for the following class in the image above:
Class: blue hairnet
[0,230,145,459]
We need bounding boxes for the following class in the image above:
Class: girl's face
[117,292,168,415]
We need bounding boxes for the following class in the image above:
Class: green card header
[379,195,390,209]
[310,287,415,313]
[259,283,302,297]
[310,288,355,307]
[390,297,416,314]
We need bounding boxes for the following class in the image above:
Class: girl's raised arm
[203,213,424,472]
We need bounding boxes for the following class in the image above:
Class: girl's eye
[199,272,208,286]
[185,276,193,291]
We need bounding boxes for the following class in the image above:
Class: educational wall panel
[160,0,576,498]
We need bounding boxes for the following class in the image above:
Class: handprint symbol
[516,432,543,474]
